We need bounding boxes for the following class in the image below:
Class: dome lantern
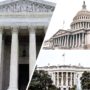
[82,1,86,9]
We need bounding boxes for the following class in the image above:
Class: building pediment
[0,0,55,13]
[53,29,70,37]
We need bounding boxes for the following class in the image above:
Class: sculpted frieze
[0,0,54,12]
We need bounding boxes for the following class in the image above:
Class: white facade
[43,1,90,50]
[37,65,90,90]
[43,38,53,49]
[0,0,55,90]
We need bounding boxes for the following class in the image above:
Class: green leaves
[29,70,57,90]
[80,71,90,89]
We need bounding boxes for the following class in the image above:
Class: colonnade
[53,72,75,90]
[71,22,90,30]
[0,26,37,90]
[53,32,85,49]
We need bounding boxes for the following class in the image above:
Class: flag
[62,53,65,56]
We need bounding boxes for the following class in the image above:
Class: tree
[71,85,76,90]
[29,69,57,90]
[80,71,90,90]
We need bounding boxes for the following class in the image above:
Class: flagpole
[62,53,65,65]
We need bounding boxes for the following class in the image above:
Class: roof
[72,1,90,22]
[0,0,56,7]
[37,65,90,71]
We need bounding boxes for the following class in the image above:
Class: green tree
[29,69,57,90]
[80,71,90,90]
[71,85,76,90]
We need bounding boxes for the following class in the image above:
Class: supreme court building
[38,65,90,90]
[0,0,55,90]
[43,1,90,50]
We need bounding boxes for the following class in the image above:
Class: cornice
[0,12,53,18]
[0,0,56,7]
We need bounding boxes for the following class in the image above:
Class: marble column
[61,72,63,86]
[57,72,59,87]
[61,37,63,47]
[74,73,76,85]
[67,35,69,48]
[8,27,18,90]
[70,72,72,87]
[54,39,55,46]
[80,22,81,29]
[54,39,56,46]
[66,72,68,87]
[53,39,55,46]
[76,23,77,29]
[75,34,77,47]
[83,22,84,28]
[64,36,66,47]
[59,38,61,46]
[88,22,89,28]
[0,28,3,90]
[69,36,71,48]
[55,38,57,45]
[62,37,64,47]
[57,37,59,46]
[43,26,47,34]
[29,27,36,78]
[53,72,55,85]
[85,22,86,28]
[73,35,74,48]
[79,34,81,47]
[56,38,58,45]
[82,33,85,47]
[60,37,62,47]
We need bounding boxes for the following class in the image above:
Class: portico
[52,30,86,49]
[1,25,46,90]
[43,1,90,50]
[37,65,90,90]
[0,0,55,90]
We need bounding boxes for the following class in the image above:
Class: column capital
[43,26,48,33]
[28,26,37,35]
[11,27,19,33]
[0,27,3,32]
[28,26,36,31]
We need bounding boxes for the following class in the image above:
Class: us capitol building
[37,65,90,90]
[0,0,55,90]
[43,1,90,50]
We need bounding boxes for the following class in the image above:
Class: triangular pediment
[55,30,67,36]
[53,29,70,37]
[0,0,55,12]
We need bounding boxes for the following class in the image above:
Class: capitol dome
[71,1,90,30]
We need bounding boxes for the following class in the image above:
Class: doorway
[18,64,29,90]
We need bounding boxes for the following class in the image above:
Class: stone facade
[43,1,90,50]
[37,65,90,90]
[0,0,55,90]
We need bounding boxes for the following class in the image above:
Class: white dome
[71,1,90,30]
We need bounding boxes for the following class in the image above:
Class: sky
[37,50,90,67]
[36,0,90,67]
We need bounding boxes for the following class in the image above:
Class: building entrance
[18,64,29,90]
